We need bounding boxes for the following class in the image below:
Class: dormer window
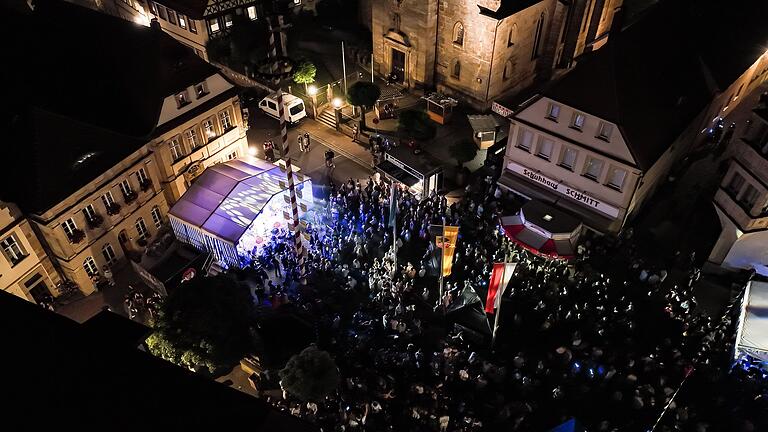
[194,82,209,99]
[597,122,613,141]
[176,90,190,108]
[546,103,560,121]
[571,113,586,130]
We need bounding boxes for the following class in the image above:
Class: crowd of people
[235,171,766,431]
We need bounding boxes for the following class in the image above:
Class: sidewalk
[296,120,374,169]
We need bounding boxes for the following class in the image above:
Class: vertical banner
[435,226,459,277]
[485,262,516,313]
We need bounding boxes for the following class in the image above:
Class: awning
[500,200,583,260]
[377,160,420,187]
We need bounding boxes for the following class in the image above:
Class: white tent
[734,279,768,362]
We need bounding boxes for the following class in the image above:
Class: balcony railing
[105,202,121,216]
[85,214,104,229]
[123,190,139,204]
[139,178,153,192]
[67,228,86,244]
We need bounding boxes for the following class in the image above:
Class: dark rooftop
[541,1,716,171]
[477,0,543,20]
[155,0,210,20]
[0,291,317,431]
[0,0,218,214]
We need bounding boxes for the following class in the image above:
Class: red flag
[485,263,516,313]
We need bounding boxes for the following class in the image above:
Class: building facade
[0,203,62,304]
[371,0,623,109]
[709,105,768,275]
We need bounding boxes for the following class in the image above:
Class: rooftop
[0,0,218,214]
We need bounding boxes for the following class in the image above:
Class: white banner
[507,162,620,219]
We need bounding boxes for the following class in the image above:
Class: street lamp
[332,97,343,132]
[308,85,318,119]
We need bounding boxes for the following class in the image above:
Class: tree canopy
[146,274,257,374]
[292,60,317,86]
[398,109,437,141]
[449,140,478,166]
[346,81,381,108]
[279,346,340,401]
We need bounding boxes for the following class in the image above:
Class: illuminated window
[219,109,233,131]
[189,18,197,33]
[453,22,464,46]
[597,122,613,141]
[62,218,78,237]
[178,14,187,29]
[83,256,99,277]
[169,138,184,161]
[208,18,220,34]
[82,204,97,223]
[532,12,545,60]
[175,90,190,108]
[194,82,208,98]
[147,1,157,15]
[224,14,233,28]
[584,157,604,181]
[203,118,216,139]
[247,6,257,20]
[185,128,199,149]
[451,60,461,79]
[119,179,133,197]
[1,234,26,265]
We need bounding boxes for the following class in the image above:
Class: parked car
[258,92,307,124]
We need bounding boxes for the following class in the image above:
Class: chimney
[150,17,161,30]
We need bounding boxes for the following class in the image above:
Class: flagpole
[439,216,446,314]
[392,185,397,278]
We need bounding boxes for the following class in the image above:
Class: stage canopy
[500,200,582,260]
[735,278,768,363]
[169,157,313,267]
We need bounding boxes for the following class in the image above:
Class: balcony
[123,190,139,204]
[171,126,243,177]
[105,202,122,216]
[85,213,104,229]
[67,228,86,244]
[139,178,153,193]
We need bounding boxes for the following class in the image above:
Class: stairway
[316,108,337,129]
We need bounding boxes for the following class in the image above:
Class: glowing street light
[307,85,318,96]
[332,97,343,109]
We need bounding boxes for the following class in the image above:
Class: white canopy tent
[734,279,768,363]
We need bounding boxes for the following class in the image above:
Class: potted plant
[106,202,122,216]
[67,228,86,244]
[124,190,139,204]
[139,178,153,192]
[449,140,478,186]
[86,213,104,229]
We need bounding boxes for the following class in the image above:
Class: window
[247,5,257,20]
[151,206,163,228]
[148,0,157,15]
[136,218,150,240]
[175,91,190,108]
[740,184,760,209]
[219,110,233,131]
[156,4,167,20]
[453,22,465,46]
[559,147,578,170]
[734,84,744,101]
[267,101,277,111]
[189,17,197,33]
[194,82,208,98]
[203,119,216,139]
[83,256,99,277]
[537,137,555,160]
[607,167,627,191]
[185,128,199,149]
[727,172,745,195]
[119,179,133,196]
[208,18,220,34]
[517,129,534,151]
[503,60,513,80]
[102,243,117,265]
[1,234,26,265]
[532,12,545,60]
[581,0,592,32]
[597,122,613,141]
[571,113,586,130]
[62,218,78,237]
[82,204,97,222]
[102,192,115,208]
[452,60,461,79]
[136,168,149,185]
[290,103,305,116]
[224,14,233,28]
[546,103,560,121]
[507,24,517,47]
[169,137,184,161]
[226,151,238,161]
[167,9,177,25]
[178,13,187,29]
[584,157,604,181]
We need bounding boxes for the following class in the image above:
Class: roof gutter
[485,18,503,109]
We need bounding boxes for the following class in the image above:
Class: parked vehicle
[258,92,307,124]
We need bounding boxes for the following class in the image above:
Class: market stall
[500,200,582,260]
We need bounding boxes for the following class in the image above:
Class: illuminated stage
[168,157,314,268]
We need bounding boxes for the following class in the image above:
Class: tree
[449,140,478,167]
[279,346,340,401]
[398,109,437,141]
[145,274,257,374]
[292,60,317,94]
[346,81,381,130]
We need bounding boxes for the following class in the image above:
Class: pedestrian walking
[352,123,360,142]
[264,140,275,161]
[303,133,311,151]
[103,265,115,287]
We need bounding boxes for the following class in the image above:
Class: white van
[258,92,307,124]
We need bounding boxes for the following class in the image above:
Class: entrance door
[390,48,405,84]
[29,281,51,304]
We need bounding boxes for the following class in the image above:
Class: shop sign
[507,162,620,219]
